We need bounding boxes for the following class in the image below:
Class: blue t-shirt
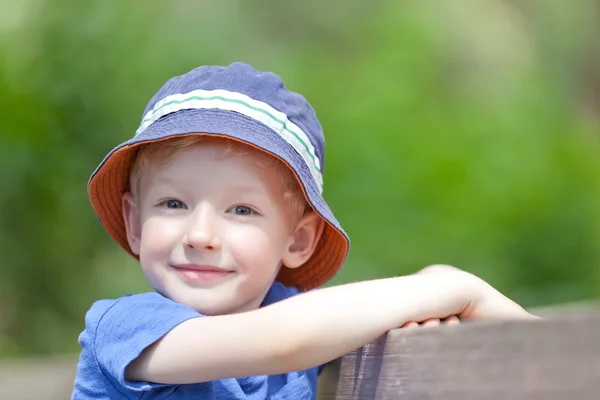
[71,282,322,399]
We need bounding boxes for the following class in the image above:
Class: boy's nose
[183,206,221,251]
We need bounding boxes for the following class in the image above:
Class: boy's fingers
[404,316,463,329]
[402,321,419,328]
[420,318,441,327]
[444,315,461,325]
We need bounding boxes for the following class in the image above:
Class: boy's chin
[153,279,270,315]
[172,293,259,316]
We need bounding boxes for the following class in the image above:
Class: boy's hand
[415,264,541,322]
[401,265,467,327]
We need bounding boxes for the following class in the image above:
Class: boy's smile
[171,263,234,286]
[120,137,317,315]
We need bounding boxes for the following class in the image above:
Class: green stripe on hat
[135,89,324,193]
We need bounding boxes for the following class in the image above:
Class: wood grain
[334,309,600,399]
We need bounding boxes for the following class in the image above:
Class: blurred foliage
[0,0,599,357]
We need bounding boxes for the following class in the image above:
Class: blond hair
[129,135,308,222]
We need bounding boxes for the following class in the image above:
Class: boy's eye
[230,205,254,216]
[161,199,185,209]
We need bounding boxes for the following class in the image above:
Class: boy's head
[88,62,349,313]
[122,135,322,314]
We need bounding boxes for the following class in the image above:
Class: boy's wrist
[434,267,535,321]
[410,266,487,320]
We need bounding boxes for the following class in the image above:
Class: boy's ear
[122,192,142,256]
[282,211,325,269]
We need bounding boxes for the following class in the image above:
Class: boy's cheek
[229,227,284,254]
[142,218,182,241]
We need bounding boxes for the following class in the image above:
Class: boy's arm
[126,268,536,385]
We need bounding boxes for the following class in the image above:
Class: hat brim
[88,109,349,291]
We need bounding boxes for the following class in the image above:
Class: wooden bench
[3,305,600,399]
[318,304,600,399]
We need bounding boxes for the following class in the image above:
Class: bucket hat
[88,62,349,291]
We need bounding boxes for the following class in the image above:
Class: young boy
[72,62,537,399]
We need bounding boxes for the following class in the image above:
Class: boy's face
[122,138,321,315]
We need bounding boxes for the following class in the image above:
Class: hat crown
[142,62,326,170]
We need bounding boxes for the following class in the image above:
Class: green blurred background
[1,0,599,358]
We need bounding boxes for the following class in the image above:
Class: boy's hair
[129,135,308,225]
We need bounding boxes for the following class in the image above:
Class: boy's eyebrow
[148,178,267,197]
[221,185,267,196]
[146,175,181,188]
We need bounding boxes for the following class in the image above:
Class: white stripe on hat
[135,89,323,193]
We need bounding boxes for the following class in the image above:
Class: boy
[72,62,537,399]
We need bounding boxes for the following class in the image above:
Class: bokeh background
[1,0,600,359]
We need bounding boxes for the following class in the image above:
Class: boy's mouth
[171,264,233,285]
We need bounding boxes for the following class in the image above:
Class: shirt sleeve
[91,292,200,394]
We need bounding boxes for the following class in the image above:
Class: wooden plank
[336,308,600,400]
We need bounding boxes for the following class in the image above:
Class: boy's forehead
[140,140,281,183]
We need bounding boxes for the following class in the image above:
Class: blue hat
[88,62,349,290]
